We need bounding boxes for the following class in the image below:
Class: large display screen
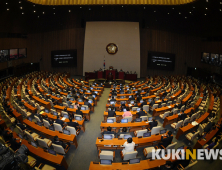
[51,50,77,67]
[147,51,175,71]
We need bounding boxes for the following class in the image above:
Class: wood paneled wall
[0,27,221,77]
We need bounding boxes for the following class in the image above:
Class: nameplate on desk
[122,162,128,165]
[104,145,111,147]
[93,162,99,164]
[118,138,123,140]
[98,137,102,139]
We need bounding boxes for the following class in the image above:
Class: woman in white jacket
[122,137,135,155]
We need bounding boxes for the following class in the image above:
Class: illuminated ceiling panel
[27,0,197,5]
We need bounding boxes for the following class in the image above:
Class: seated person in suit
[84,99,91,108]
[76,106,83,117]
[122,107,132,118]
[129,95,135,101]
[204,122,215,133]
[44,115,54,125]
[15,120,27,131]
[119,127,130,137]
[55,115,64,127]
[74,102,79,109]
[52,135,70,149]
[67,118,80,131]
[148,118,158,130]
[66,98,72,106]
[137,108,146,118]
[206,138,218,149]
[179,112,188,121]
[103,126,115,135]
[121,137,135,155]
[110,96,116,102]
[108,107,116,117]
[158,131,173,148]
[141,99,147,107]
[158,103,162,108]
[149,98,155,107]
[136,95,142,102]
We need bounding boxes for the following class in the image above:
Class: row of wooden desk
[11,131,68,170]
[23,119,78,148]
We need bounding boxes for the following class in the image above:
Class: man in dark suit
[136,95,142,102]
[15,120,26,130]
[159,131,173,148]
[76,107,83,117]
[179,112,187,121]
[103,126,115,135]
[118,127,130,137]
[204,122,215,133]
[141,99,147,107]
[52,135,70,149]
[67,118,80,131]
[84,99,91,107]
[55,115,64,127]
[148,118,158,130]
[149,98,155,107]
[110,96,116,102]
[108,107,116,117]
[137,108,146,118]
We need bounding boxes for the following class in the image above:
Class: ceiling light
[34,11,36,13]
[54,13,55,14]
[19,1,21,3]
[206,0,208,2]
[22,12,24,14]
[206,8,208,10]
[193,7,195,8]
[154,11,156,12]
[43,12,44,14]
[80,7,82,8]
[69,10,71,12]
[102,6,103,7]
[20,7,22,9]
[205,14,207,15]
[7,9,9,11]
[179,12,181,14]
[189,12,191,13]
[38,16,39,18]
[53,8,55,9]
[168,13,169,14]
[6,3,8,4]
[220,2,222,4]
[122,6,123,7]
[220,9,222,11]
[185,17,187,19]
[172,8,174,9]
[33,5,35,7]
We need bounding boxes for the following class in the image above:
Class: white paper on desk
[61,117,66,121]
[128,104,132,107]
[191,121,199,126]
[168,106,171,108]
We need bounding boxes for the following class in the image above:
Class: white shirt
[122,141,135,155]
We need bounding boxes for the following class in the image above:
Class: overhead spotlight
[89,8,91,10]
[7,8,9,11]
[38,16,39,18]
[122,6,123,7]
[206,8,208,10]
[53,8,55,9]
[195,68,196,70]
[54,13,55,14]
[6,3,8,4]
[144,7,146,9]
[172,8,174,9]
[220,9,222,11]
[154,11,156,12]
[102,6,103,7]
[43,12,45,14]
[193,7,195,8]
[205,14,207,15]
[20,7,22,9]
[19,1,21,3]
[179,12,181,14]
[34,10,36,13]
[168,13,169,14]
[22,12,24,14]
[206,0,208,2]
[189,12,191,13]
[69,10,71,12]
[185,17,187,19]
[33,5,35,7]
[80,7,82,8]
[220,2,222,4]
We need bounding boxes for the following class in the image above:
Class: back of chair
[143,105,149,113]
[198,124,204,136]
[123,151,138,161]
[183,117,190,126]
[82,105,89,110]
[34,115,41,122]
[43,119,50,128]
[152,104,158,111]
[151,126,161,135]
[66,126,76,135]
[176,120,183,129]
[191,131,199,141]
[52,144,66,154]
[61,111,68,116]
[100,151,114,161]
[107,117,116,122]
[124,116,132,122]
[24,130,34,142]
[166,142,177,150]
[163,111,170,119]
[37,138,48,148]
[16,125,24,135]
[63,102,68,107]
[173,109,178,114]
[132,107,138,111]
[53,123,63,132]
[136,129,147,137]
[74,114,82,120]
[140,116,148,121]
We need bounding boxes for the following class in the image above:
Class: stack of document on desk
[128,104,132,107]
[191,121,199,126]
[61,117,66,121]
